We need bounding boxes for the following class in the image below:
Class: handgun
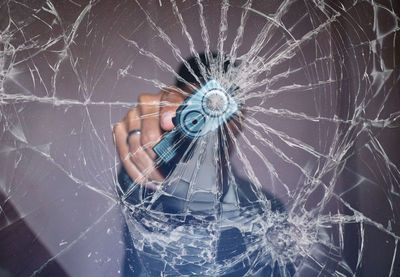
[151,79,240,214]
[153,79,239,164]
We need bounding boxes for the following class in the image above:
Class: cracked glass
[0,0,399,276]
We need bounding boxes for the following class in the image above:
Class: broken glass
[0,0,399,276]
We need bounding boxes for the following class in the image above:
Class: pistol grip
[153,129,179,163]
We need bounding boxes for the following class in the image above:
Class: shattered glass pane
[1,0,399,276]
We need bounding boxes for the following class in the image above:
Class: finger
[127,130,164,182]
[159,86,186,131]
[115,109,160,190]
[137,93,163,159]
[113,120,147,186]
[126,107,164,183]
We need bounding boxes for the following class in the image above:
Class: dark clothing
[117,168,294,276]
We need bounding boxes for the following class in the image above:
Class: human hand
[113,86,190,190]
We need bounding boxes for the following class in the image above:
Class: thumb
[160,86,185,131]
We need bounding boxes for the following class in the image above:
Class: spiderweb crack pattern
[0,0,399,276]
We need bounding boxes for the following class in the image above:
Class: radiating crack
[0,1,399,276]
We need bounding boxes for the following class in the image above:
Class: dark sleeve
[117,168,144,276]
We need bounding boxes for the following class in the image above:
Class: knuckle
[139,94,159,115]
[139,93,161,105]
[126,108,138,119]
[113,121,123,133]
[138,93,153,104]
[141,133,161,145]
